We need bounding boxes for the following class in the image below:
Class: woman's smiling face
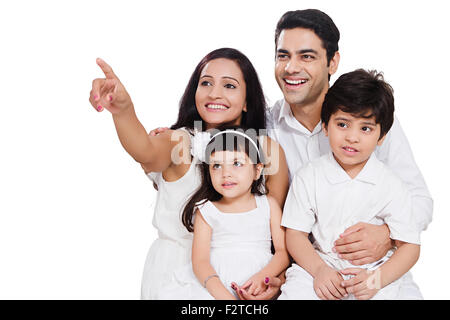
[195,58,247,129]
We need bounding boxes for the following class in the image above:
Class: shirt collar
[324,151,383,185]
[278,100,323,136]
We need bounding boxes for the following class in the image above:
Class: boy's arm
[192,210,236,300]
[286,229,347,300]
[379,241,420,288]
[341,241,420,298]
[286,229,327,277]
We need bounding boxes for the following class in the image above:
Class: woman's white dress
[141,129,202,300]
[157,194,273,299]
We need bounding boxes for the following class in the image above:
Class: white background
[0,0,448,299]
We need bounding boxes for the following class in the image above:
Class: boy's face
[323,109,386,175]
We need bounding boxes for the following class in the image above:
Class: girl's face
[209,150,262,200]
[195,58,247,130]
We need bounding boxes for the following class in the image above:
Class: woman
[88,48,289,299]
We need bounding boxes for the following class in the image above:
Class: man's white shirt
[267,99,433,231]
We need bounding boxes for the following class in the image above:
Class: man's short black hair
[321,69,395,139]
[275,9,340,65]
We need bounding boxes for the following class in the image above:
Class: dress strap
[255,195,271,219]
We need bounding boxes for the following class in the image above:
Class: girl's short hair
[171,48,267,132]
[182,126,267,232]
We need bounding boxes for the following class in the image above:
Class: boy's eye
[361,126,372,132]
[337,122,348,128]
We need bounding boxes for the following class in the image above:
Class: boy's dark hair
[181,125,266,232]
[275,9,340,65]
[321,69,395,139]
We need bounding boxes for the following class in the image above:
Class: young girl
[88,48,289,299]
[157,129,290,299]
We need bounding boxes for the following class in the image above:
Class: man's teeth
[285,79,307,85]
[207,104,228,110]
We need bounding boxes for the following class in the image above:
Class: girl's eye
[212,163,221,169]
[362,126,372,132]
[225,83,236,89]
[337,122,348,128]
[233,161,243,167]
[200,81,212,86]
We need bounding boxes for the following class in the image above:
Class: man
[266,9,432,299]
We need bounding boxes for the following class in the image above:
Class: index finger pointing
[96,57,118,79]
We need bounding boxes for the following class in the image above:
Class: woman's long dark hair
[171,48,267,132]
[182,127,267,232]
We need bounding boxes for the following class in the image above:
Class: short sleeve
[196,201,215,228]
[281,165,316,233]
[378,178,421,245]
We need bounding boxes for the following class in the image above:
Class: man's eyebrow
[297,49,318,55]
[277,48,318,55]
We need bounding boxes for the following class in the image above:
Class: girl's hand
[340,268,380,300]
[241,273,267,296]
[89,58,133,115]
[231,276,282,300]
[313,264,347,300]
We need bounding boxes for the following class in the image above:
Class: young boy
[278,69,421,300]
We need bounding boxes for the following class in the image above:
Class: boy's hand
[89,58,133,114]
[340,268,380,300]
[313,264,347,300]
[333,222,392,265]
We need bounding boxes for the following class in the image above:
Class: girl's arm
[238,196,290,296]
[192,209,236,300]
[90,58,190,173]
[262,137,289,208]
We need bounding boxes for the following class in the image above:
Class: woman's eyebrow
[222,76,239,84]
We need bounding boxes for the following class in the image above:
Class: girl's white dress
[141,129,202,300]
[157,194,273,299]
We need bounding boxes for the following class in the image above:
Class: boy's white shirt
[281,151,421,270]
[267,99,433,232]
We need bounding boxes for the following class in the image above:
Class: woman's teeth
[207,104,228,110]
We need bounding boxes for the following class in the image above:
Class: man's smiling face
[275,27,338,109]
